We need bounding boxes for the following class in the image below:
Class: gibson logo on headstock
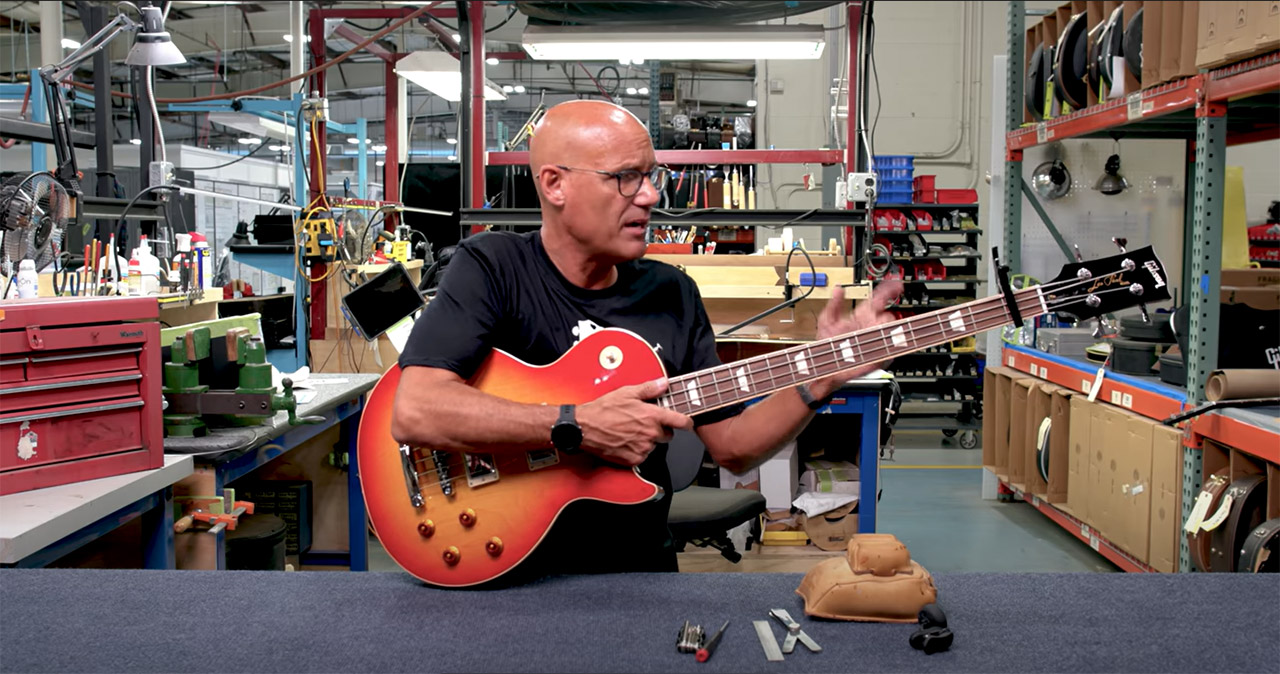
[1143,260,1166,289]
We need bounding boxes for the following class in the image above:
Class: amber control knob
[443,546,461,565]
[485,537,504,556]
[459,508,477,527]
[417,520,435,538]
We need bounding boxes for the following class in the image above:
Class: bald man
[393,100,899,579]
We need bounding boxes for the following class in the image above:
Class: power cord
[717,246,818,337]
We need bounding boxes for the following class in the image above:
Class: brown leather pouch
[796,534,937,622]
[1211,474,1267,572]
[1187,470,1231,572]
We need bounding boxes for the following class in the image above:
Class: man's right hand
[577,378,694,467]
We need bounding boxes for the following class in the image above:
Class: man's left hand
[810,280,903,398]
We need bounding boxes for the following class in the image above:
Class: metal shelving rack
[871,210,984,447]
[1002,1,1280,573]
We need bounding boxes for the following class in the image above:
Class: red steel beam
[1227,124,1280,146]
[308,11,328,341]
[844,1,863,254]
[385,58,402,231]
[1206,53,1280,102]
[1193,413,1280,464]
[468,1,486,214]
[1007,76,1201,151]
[313,8,456,20]
[487,149,846,166]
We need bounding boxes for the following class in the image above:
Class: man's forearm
[392,380,558,453]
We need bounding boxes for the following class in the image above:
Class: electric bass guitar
[358,247,1171,587]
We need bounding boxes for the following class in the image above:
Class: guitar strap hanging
[992,247,1024,326]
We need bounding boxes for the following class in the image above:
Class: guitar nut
[443,546,460,565]
[486,537,503,556]
[417,520,435,537]
[459,508,477,527]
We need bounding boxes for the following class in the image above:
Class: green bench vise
[162,326,323,437]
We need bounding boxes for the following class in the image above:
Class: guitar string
[401,279,1148,484]
[403,295,1037,484]
[657,293,1043,413]
[658,278,1148,413]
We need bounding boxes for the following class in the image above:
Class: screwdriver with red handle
[695,621,729,663]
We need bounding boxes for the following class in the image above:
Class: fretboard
[657,286,1047,416]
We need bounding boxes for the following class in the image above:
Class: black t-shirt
[398,230,742,577]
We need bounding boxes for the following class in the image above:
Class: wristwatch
[796,383,833,411]
[551,404,582,454]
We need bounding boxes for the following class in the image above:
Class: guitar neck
[657,286,1047,416]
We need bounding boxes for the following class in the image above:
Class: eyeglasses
[556,165,671,198]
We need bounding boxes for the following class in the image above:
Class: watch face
[552,421,582,450]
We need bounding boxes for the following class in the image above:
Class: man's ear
[538,166,568,207]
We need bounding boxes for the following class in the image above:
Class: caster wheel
[941,429,958,438]
[959,430,978,449]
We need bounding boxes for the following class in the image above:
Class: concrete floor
[364,432,1118,575]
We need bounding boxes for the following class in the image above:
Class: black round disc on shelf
[1054,13,1090,110]
[1099,7,1125,90]
[1087,21,1104,99]
[1026,43,1047,121]
[1124,7,1144,83]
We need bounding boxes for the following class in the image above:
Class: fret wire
[708,366,727,409]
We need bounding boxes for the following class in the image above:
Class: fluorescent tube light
[395,51,507,102]
[522,24,825,61]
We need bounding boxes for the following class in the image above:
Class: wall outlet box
[847,172,877,202]
[148,161,174,187]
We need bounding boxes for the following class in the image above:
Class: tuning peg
[1111,237,1128,253]
[1073,245,1085,263]
[1138,303,1151,323]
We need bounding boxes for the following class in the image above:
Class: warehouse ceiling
[0,1,836,158]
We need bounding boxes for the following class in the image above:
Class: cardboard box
[1008,378,1036,488]
[1106,408,1154,563]
[1068,396,1093,523]
[1045,388,1074,504]
[1221,268,1280,287]
[1179,2,1201,78]
[800,460,860,495]
[719,466,760,491]
[983,366,1014,475]
[1224,1,1280,61]
[1158,1,1185,83]
[1197,1,1228,67]
[798,502,859,552]
[1142,1,1164,87]
[1027,383,1054,497]
[1148,424,1183,573]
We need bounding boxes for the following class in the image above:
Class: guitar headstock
[1043,246,1172,321]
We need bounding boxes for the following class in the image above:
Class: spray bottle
[189,232,212,290]
[135,235,161,295]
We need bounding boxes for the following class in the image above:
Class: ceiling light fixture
[376,160,385,166]
[746,99,758,107]
[61,38,82,50]
[446,137,458,145]
[451,33,461,43]
[371,143,387,153]
[626,87,638,95]
[447,154,458,161]
[485,57,499,66]
[522,24,825,61]
[237,137,263,145]
[513,84,525,94]
[395,51,507,102]
[268,144,289,151]
[129,138,142,145]
[638,87,649,95]
[502,84,514,93]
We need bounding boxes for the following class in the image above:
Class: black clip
[992,247,1023,327]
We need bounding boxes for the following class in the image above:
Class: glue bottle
[127,255,142,296]
[15,259,38,298]
[135,235,161,295]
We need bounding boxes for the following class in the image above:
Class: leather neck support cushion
[796,534,937,622]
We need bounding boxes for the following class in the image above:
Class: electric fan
[1,172,72,271]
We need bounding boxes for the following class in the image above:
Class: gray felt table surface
[1,568,1276,673]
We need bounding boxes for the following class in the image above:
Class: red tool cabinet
[0,297,164,495]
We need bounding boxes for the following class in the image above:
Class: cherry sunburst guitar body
[359,328,667,587]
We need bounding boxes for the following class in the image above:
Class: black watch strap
[552,404,582,454]
[796,383,832,411]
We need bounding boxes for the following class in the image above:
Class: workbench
[0,456,193,568]
[0,569,1274,673]
[164,373,380,570]
[809,379,889,532]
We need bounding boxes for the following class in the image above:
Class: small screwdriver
[696,620,730,663]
